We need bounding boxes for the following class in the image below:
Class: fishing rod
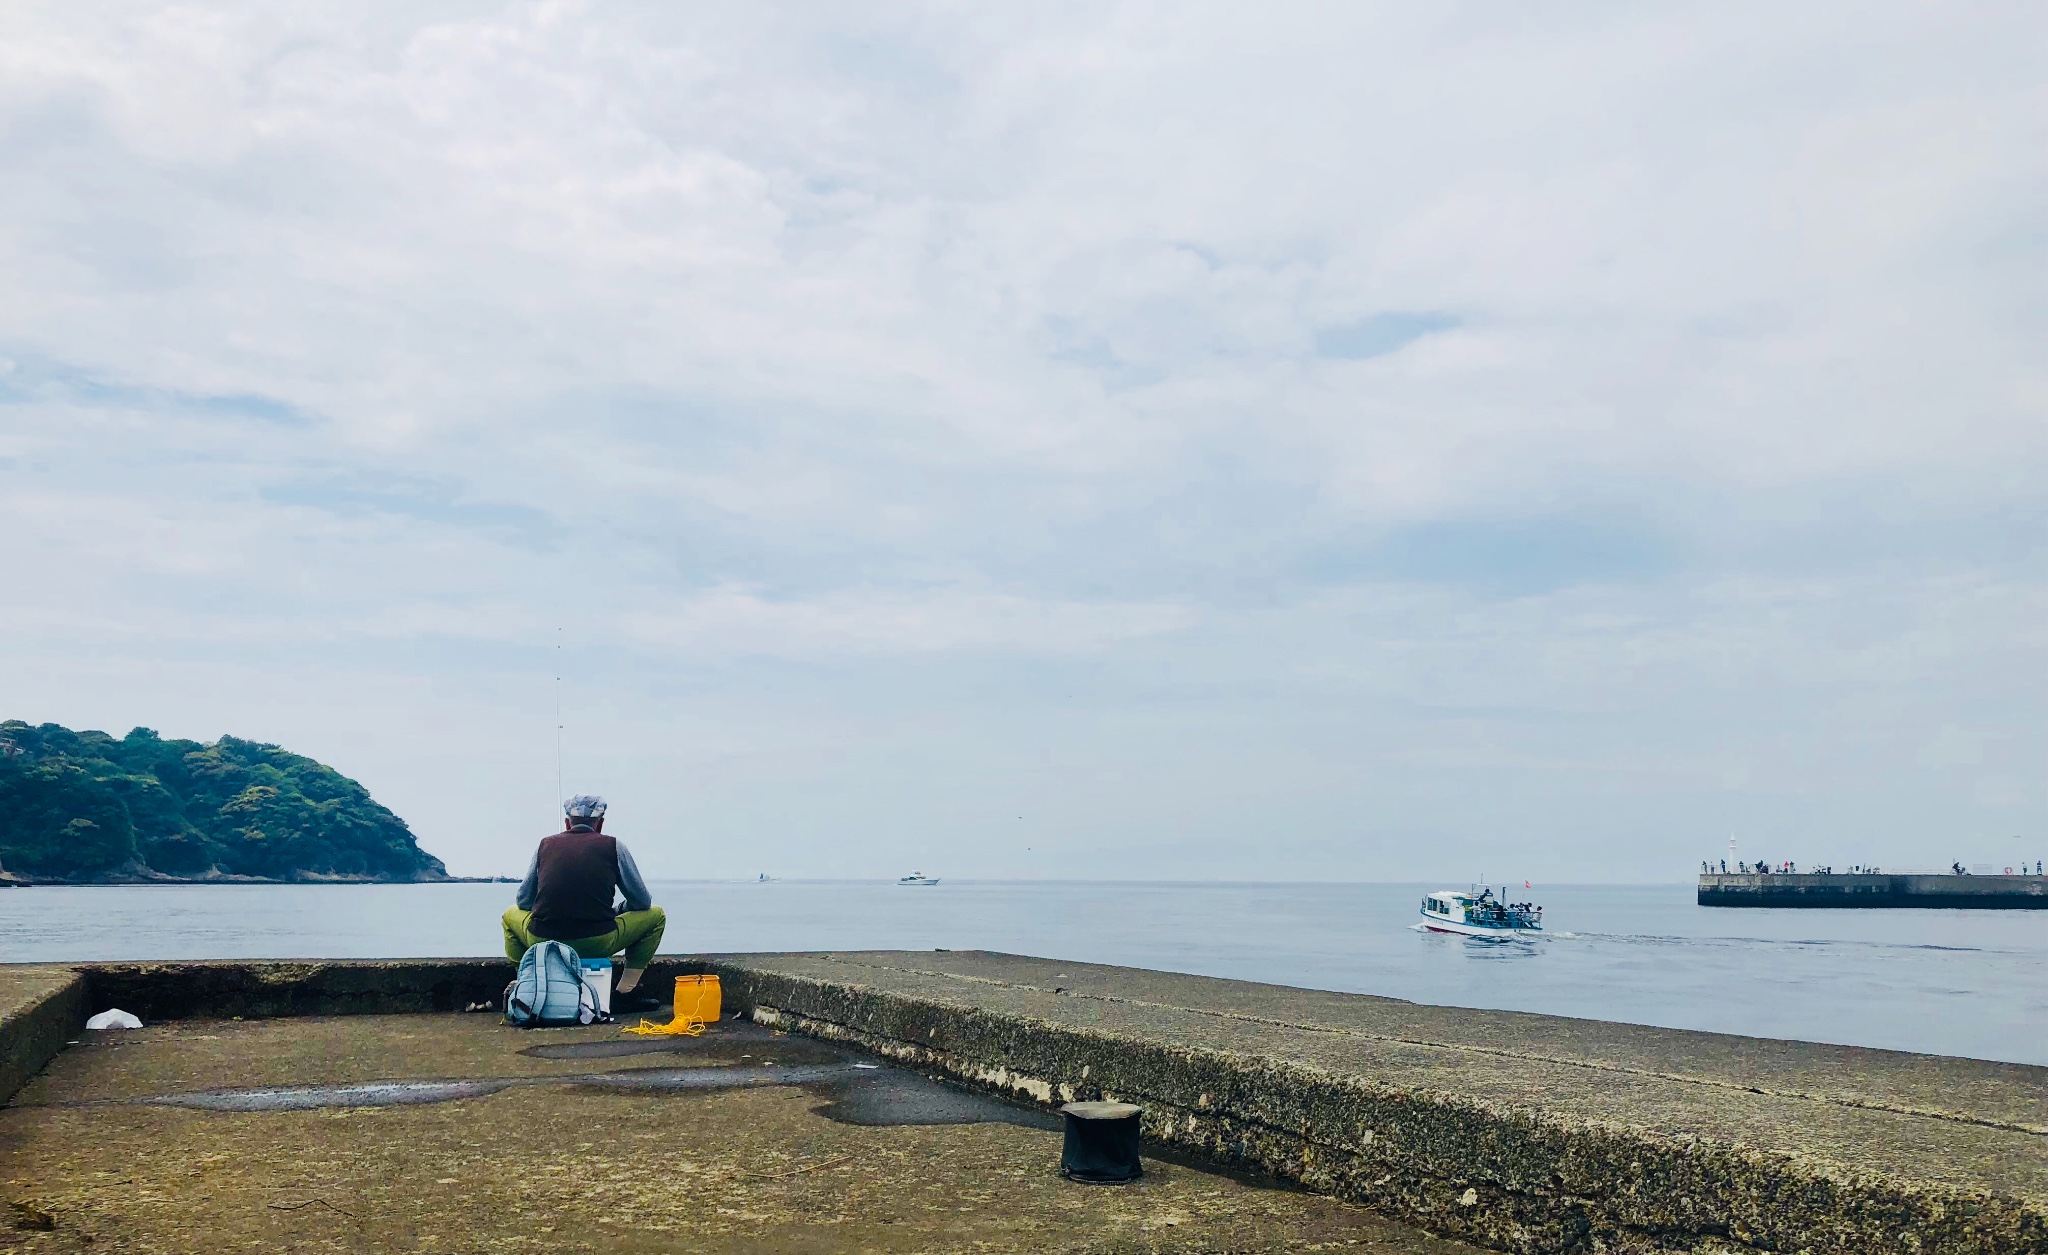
[554,626,564,806]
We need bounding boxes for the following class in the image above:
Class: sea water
[2,880,2041,1065]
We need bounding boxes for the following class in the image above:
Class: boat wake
[1539,930,1993,955]
[1411,921,1543,943]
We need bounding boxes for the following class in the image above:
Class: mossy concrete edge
[0,970,85,1105]
[64,957,730,1022]
[708,962,2046,1255]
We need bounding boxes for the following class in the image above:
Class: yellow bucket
[673,974,721,1025]
[622,973,720,1037]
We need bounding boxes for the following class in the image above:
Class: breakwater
[1700,872,2048,909]
[4,953,2043,1253]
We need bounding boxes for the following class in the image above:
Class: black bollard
[1058,1101,1144,1183]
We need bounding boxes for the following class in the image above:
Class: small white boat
[1419,887,1542,936]
[898,871,941,887]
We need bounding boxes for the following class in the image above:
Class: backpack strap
[548,942,602,1024]
[503,963,537,1026]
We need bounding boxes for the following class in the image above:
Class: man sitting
[502,795,666,1011]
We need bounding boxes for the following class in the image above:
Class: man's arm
[514,847,540,910]
[614,841,653,914]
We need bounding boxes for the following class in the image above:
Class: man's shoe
[612,992,663,1014]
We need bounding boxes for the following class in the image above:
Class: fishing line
[554,626,564,806]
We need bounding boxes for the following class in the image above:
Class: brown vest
[527,829,620,940]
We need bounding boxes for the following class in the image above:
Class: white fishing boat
[1418,886,1542,936]
[897,871,941,887]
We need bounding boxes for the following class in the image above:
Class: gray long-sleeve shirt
[515,835,652,915]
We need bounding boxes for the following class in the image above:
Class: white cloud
[619,586,1191,657]
[0,1,2040,879]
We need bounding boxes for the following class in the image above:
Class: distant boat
[897,871,940,887]
[1418,886,1542,936]
[757,873,773,882]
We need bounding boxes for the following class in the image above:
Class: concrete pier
[1699,872,2048,908]
[3,954,2043,1253]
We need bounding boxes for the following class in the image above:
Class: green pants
[502,906,666,970]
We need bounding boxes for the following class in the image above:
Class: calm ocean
[4,880,2042,1065]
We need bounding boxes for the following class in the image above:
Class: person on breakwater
[502,795,667,1011]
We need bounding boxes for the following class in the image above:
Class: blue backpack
[504,940,601,1027]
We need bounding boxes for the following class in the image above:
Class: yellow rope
[621,1013,706,1037]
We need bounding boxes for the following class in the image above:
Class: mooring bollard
[1058,1101,1144,1183]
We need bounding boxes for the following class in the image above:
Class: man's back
[527,829,619,940]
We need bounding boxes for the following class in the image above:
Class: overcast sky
[2,2,2041,881]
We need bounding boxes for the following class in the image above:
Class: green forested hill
[0,721,448,883]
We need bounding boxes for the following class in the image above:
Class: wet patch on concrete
[129,1065,858,1112]
[11,1005,1067,1131]
[574,1063,855,1092]
[518,1021,844,1066]
[806,1070,1061,1130]
[97,1048,1057,1130]
[152,1079,517,1112]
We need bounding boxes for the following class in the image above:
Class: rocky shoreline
[0,871,514,886]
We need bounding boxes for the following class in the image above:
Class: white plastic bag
[85,1009,142,1030]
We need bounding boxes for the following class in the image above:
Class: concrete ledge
[706,951,2048,1255]
[1699,873,2048,908]
[75,957,515,1021]
[0,968,85,1105]
[3,953,2041,1254]
[69,957,721,1023]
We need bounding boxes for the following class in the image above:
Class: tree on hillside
[0,721,447,882]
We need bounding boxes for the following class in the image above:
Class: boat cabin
[1422,893,1473,918]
